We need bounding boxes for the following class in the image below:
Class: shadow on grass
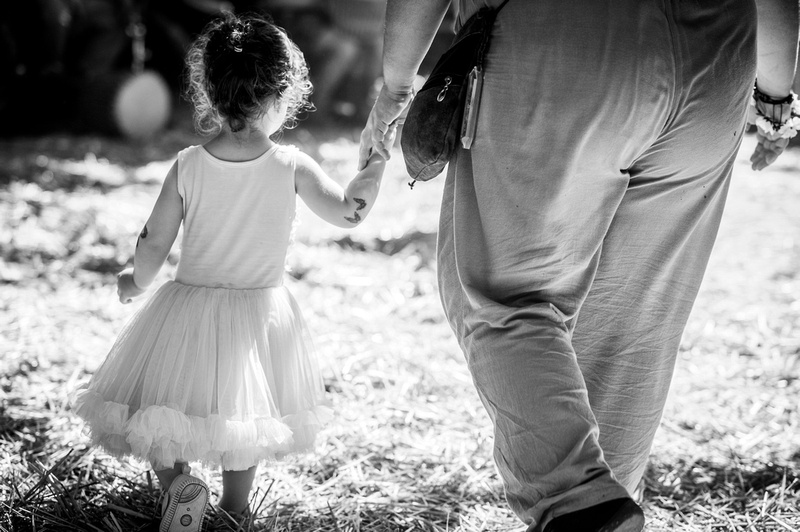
[644,456,800,529]
[0,402,159,531]
[0,405,51,461]
[646,456,799,500]
[0,446,160,532]
[332,230,438,264]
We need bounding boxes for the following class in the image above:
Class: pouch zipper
[437,77,453,102]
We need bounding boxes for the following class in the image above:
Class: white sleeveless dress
[73,144,330,471]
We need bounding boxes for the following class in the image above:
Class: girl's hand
[117,268,146,304]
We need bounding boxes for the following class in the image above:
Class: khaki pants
[439,0,757,529]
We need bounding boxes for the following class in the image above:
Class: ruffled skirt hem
[73,389,333,471]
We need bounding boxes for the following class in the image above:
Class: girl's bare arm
[118,162,183,302]
[295,151,386,228]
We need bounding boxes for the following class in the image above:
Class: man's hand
[117,268,146,304]
[358,84,414,170]
[748,98,795,171]
[750,132,790,171]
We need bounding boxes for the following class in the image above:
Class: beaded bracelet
[751,85,800,139]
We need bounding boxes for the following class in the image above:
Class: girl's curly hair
[185,12,313,135]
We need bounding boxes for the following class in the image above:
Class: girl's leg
[219,466,257,514]
[153,461,191,491]
[155,461,208,532]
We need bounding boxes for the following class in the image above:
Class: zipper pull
[437,77,453,102]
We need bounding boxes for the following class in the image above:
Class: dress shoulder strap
[274,144,300,192]
[175,145,205,200]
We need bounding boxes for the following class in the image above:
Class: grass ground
[1,125,799,531]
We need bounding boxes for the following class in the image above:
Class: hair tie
[228,21,252,53]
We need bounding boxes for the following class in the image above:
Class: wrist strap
[754,86,794,106]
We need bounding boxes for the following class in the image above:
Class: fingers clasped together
[358,84,415,170]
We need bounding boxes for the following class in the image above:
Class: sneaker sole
[160,474,209,532]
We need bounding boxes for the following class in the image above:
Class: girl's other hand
[117,268,146,304]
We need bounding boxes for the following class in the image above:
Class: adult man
[359,1,799,530]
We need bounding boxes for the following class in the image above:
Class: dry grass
[1,126,799,531]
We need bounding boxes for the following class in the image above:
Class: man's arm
[358,0,451,168]
[382,0,452,93]
[755,0,799,97]
[750,0,799,170]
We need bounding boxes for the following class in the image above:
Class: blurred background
[0,0,460,139]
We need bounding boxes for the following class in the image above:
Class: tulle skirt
[72,281,331,471]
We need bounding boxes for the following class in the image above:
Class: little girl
[73,12,386,532]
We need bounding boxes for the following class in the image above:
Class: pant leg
[438,0,756,529]
[572,0,757,496]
